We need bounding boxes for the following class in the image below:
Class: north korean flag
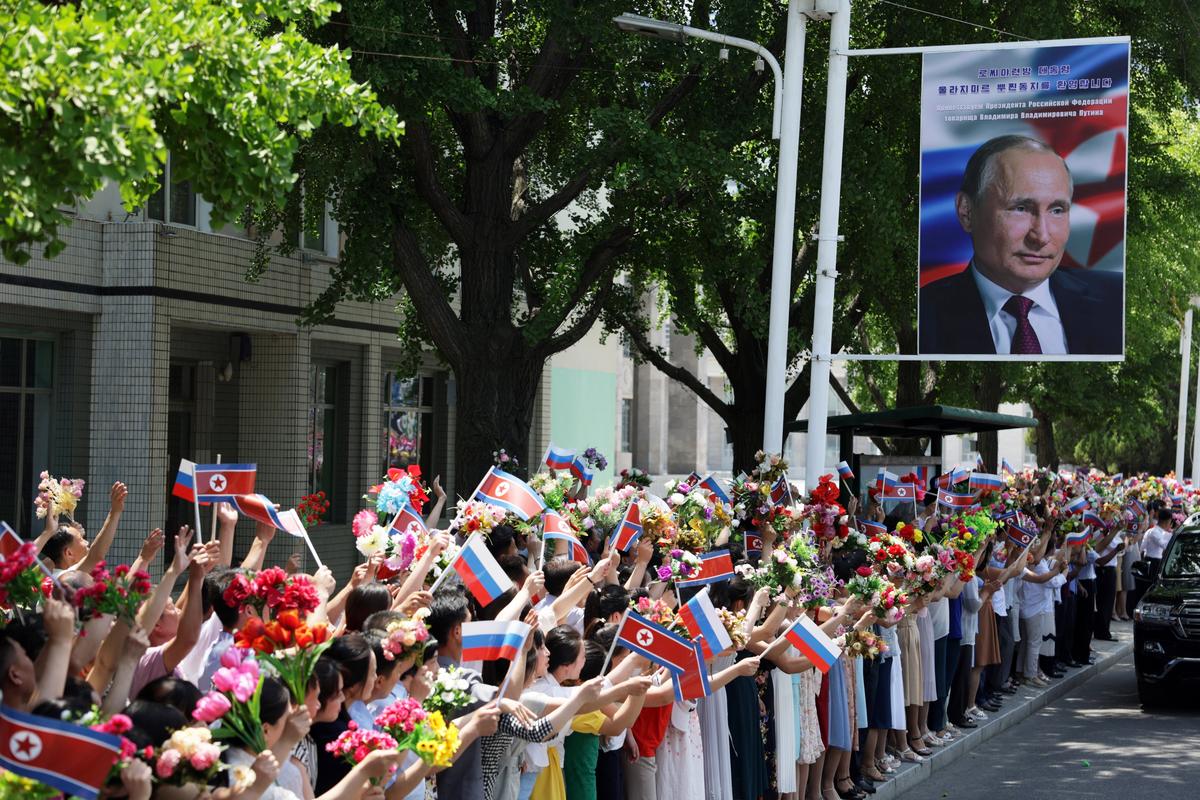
[770,476,793,507]
[389,503,429,538]
[1006,520,1036,549]
[194,463,257,503]
[937,488,979,510]
[473,467,547,521]
[0,705,123,800]
[676,550,735,588]
[880,482,916,502]
[856,518,887,537]
[744,531,763,557]
[543,510,590,564]
[672,639,712,701]
[615,610,696,674]
[610,502,643,552]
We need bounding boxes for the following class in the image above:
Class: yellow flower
[913,531,924,543]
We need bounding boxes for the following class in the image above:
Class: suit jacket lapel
[1050,270,1101,353]
[953,269,996,353]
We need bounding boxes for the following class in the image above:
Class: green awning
[787,404,1038,438]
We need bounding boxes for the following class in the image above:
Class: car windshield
[1162,534,1200,578]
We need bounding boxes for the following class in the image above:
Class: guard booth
[787,404,1037,504]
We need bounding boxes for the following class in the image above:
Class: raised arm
[33,597,77,704]
[623,539,655,591]
[215,502,239,568]
[161,543,216,673]
[423,476,447,529]
[75,482,128,574]
[240,520,277,571]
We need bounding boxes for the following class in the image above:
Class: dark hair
[400,638,440,681]
[259,677,290,726]
[62,676,98,706]
[0,618,45,665]
[206,569,243,629]
[584,584,629,639]
[121,700,188,749]
[427,590,470,644]
[580,640,608,681]
[831,548,868,583]
[312,657,342,708]
[498,554,528,585]
[1158,508,1175,525]
[477,588,516,622]
[326,633,374,693]
[713,575,754,611]
[32,696,93,721]
[362,609,406,633]
[345,583,392,632]
[544,560,581,596]
[40,527,77,567]
[546,625,582,673]
[364,630,404,680]
[486,524,517,558]
[960,134,1071,206]
[138,676,202,718]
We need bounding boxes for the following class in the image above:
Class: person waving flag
[473,467,547,520]
[610,502,643,552]
[542,510,590,564]
[779,614,842,674]
[836,461,855,481]
[678,587,733,659]
[460,620,531,662]
[438,532,514,606]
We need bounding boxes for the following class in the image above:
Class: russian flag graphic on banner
[172,458,196,503]
[698,475,731,506]
[676,550,735,588]
[969,472,1005,492]
[232,494,307,538]
[449,533,515,606]
[836,461,855,480]
[194,464,257,503]
[543,510,590,564]
[615,610,696,674]
[0,520,22,558]
[678,587,733,659]
[460,620,530,663]
[474,467,547,521]
[0,705,123,800]
[543,444,576,472]
[610,502,643,552]
[783,614,842,675]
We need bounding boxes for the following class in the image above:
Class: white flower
[669,493,686,506]
[356,527,387,557]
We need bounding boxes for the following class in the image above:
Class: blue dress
[827,656,852,750]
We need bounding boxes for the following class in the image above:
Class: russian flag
[678,587,733,659]
[1001,458,1015,475]
[969,472,1004,492]
[1065,528,1091,547]
[172,458,196,503]
[770,476,792,506]
[744,531,763,557]
[0,704,123,800]
[875,469,900,491]
[232,494,307,538]
[672,639,712,701]
[782,614,842,675]
[543,510,590,564]
[676,550,735,588]
[1063,496,1091,516]
[856,518,887,537]
[569,455,594,486]
[937,467,969,488]
[389,503,429,538]
[543,443,576,472]
[0,520,22,558]
[194,464,257,503]
[938,488,979,510]
[449,533,515,606]
[460,620,531,663]
[474,467,547,521]
[610,502,643,552]
[615,610,696,673]
[836,461,854,481]
[975,454,985,471]
[914,465,929,489]
[1082,509,1104,529]
[1006,520,1036,548]
[699,475,731,506]
[1112,472,1124,482]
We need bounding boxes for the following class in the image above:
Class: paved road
[897,652,1200,799]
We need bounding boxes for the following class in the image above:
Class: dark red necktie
[1003,295,1042,355]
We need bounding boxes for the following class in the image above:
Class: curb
[877,635,1133,800]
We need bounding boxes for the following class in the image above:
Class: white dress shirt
[971,264,1069,354]
[1143,525,1174,560]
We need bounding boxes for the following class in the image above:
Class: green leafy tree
[0,0,402,264]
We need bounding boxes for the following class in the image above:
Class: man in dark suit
[919,135,1123,355]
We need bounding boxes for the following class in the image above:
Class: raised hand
[109,482,128,514]
[216,501,238,528]
[432,475,445,499]
[398,590,433,616]
[285,552,302,575]
[172,525,194,572]
[138,528,164,563]
[43,596,76,642]
[523,569,545,598]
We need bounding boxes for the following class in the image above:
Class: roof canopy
[787,404,1038,439]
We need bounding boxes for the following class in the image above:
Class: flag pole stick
[429,532,472,595]
[497,626,530,700]
[207,453,221,546]
[301,531,324,570]
[193,490,204,546]
[598,608,629,676]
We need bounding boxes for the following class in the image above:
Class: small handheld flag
[443,533,515,606]
[683,471,703,490]
[969,472,1004,492]
[0,705,123,800]
[460,620,531,663]
[569,455,594,486]
[1081,509,1104,529]
[389,503,429,538]
[938,488,979,510]
[698,475,732,506]
[781,614,842,674]
[615,610,697,674]
[1065,528,1090,547]
[744,532,763,557]
[673,639,712,701]
[770,476,793,507]
[675,550,735,588]
[1006,519,1036,548]
[1063,496,1091,516]
[975,454,985,471]
[610,502,643,552]
[0,520,22,559]
[875,469,900,491]
[543,444,576,472]
[474,467,547,521]
[1001,458,1015,475]
[856,518,887,537]
[836,461,855,481]
[542,510,590,564]
[172,458,197,503]
[232,494,306,538]
[880,482,916,502]
[678,587,733,659]
[194,463,257,503]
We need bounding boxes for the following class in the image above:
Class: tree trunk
[974,370,1005,471]
[727,406,767,476]
[1032,402,1058,469]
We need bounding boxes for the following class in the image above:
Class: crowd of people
[0,456,1188,800]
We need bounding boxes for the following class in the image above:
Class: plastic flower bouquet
[222,567,320,618]
[865,533,916,579]
[573,484,642,536]
[0,541,46,616]
[325,723,399,784]
[618,468,652,489]
[34,471,84,520]
[194,647,267,753]
[381,615,431,664]
[717,608,750,650]
[234,609,333,703]
[151,725,226,786]
[846,572,908,624]
[656,549,702,583]
[297,491,330,527]
[374,698,461,768]
[842,628,887,659]
[631,595,690,637]
[528,472,577,512]
[450,499,510,539]
[72,561,153,626]
[424,666,473,717]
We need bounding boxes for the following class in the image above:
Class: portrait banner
[916,38,1130,360]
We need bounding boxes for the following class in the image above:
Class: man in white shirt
[1142,509,1176,578]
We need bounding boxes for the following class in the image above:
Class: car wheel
[1137,677,1168,709]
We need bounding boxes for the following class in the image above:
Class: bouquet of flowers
[151,725,226,786]
[632,595,689,637]
[842,628,887,659]
[528,472,577,512]
[234,609,333,703]
[802,474,848,543]
[424,666,474,717]
[572,484,641,536]
[717,608,750,651]
[381,615,431,664]
[735,546,803,601]
[34,471,84,520]
[222,566,321,618]
[449,499,511,539]
[326,723,399,784]
[374,698,461,768]
[193,647,267,753]
[662,481,729,552]
[793,564,844,611]
[904,552,944,597]
[581,447,608,472]
[297,491,330,526]
[72,561,153,626]
[366,466,430,516]
[74,708,138,783]
[893,521,924,546]
[617,467,652,489]
[865,534,915,578]
[413,533,459,587]
[0,541,46,615]
[656,548,702,583]
[846,571,908,624]
[492,449,519,469]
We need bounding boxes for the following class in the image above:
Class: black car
[1132,524,1200,706]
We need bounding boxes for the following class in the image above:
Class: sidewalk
[875,620,1133,800]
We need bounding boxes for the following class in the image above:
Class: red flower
[277,608,303,630]
[856,565,874,577]
[223,573,254,608]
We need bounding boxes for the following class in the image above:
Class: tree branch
[538,280,615,356]
[389,211,465,369]
[527,223,634,344]
[406,121,472,247]
[623,319,731,420]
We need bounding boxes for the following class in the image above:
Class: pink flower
[192,691,232,723]
[353,509,379,537]
[220,646,252,670]
[156,749,181,778]
[189,743,221,771]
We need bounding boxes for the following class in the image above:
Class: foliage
[0,0,402,264]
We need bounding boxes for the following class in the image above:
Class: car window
[1162,535,1200,578]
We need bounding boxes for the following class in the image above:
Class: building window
[307,364,342,510]
[146,153,197,226]
[621,398,633,452]
[384,371,435,473]
[0,337,54,533]
[291,197,328,253]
